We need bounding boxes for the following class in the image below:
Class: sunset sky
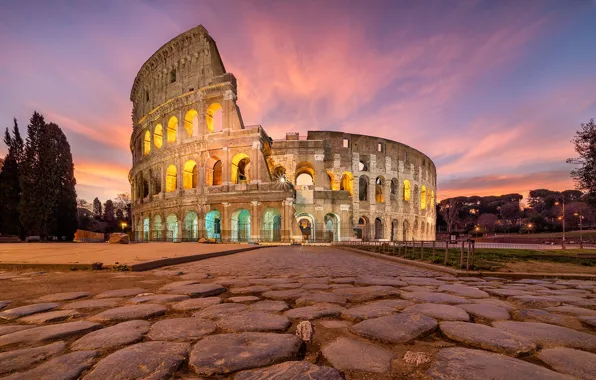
[1,0,595,203]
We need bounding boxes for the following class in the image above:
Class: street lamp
[574,212,584,249]
[527,223,533,234]
[121,222,128,232]
[555,198,566,250]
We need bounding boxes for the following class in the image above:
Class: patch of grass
[490,230,596,239]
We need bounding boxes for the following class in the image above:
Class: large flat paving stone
[439,284,489,298]
[165,283,226,297]
[249,300,289,312]
[537,347,596,380]
[216,311,290,332]
[60,298,124,310]
[493,321,596,351]
[354,275,407,287]
[37,292,91,302]
[4,350,98,380]
[234,361,343,380]
[0,303,60,321]
[0,300,12,310]
[509,295,561,308]
[404,303,470,321]
[402,277,445,286]
[147,318,216,341]
[321,336,394,373]
[401,291,470,305]
[514,309,574,327]
[332,285,398,302]
[189,332,302,376]
[83,341,189,380]
[159,280,201,291]
[230,285,270,294]
[295,293,347,305]
[486,288,531,298]
[341,299,412,321]
[457,303,510,321]
[0,321,102,348]
[0,341,66,375]
[285,303,345,320]
[472,298,516,310]
[95,288,146,299]
[71,320,150,350]
[426,347,574,380]
[350,313,437,343]
[0,325,34,336]
[579,315,596,327]
[226,296,260,303]
[20,309,81,324]
[545,305,596,316]
[439,321,536,356]
[193,303,248,319]
[128,294,189,304]
[172,297,221,311]
[89,304,167,322]
[261,289,307,301]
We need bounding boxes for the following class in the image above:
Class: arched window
[166,164,177,192]
[153,124,163,149]
[359,176,369,201]
[262,208,282,242]
[375,176,385,203]
[390,178,398,196]
[205,210,221,239]
[232,153,250,184]
[358,159,368,171]
[206,103,222,133]
[143,130,151,156]
[420,186,427,210]
[183,160,198,189]
[327,170,337,190]
[295,162,315,187]
[296,173,314,186]
[273,166,286,182]
[166,214,178,241]
[403,180,411,201]
[184,211,199,241]
[167,116,178,143]
[213,160,222,185]
[184,109,198,138]
[374,218,383,240]
[152,215,162,240]
[340,172,354,196]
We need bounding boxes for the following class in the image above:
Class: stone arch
[143,130,151,156]
[273,165,286,182]
[154,124,163,148]
[403,180,411,201]
[327,170,337,190]
[340,172,354,196]
[231,208,250,242]
[206,103,223,133]
[205,210,221,240]
[184,109,198,138]
[296,213,315,241]
[295,161,315,186]
[167,116,178,143]
[357,216,370,241]
[359,175,369,201]
[153,215,162,241]
[262,208,282,242]
[413,219,419,240]
[324,213,340,242]
[358,157,369,171]
[183,160,198,189]
[403,219,410,241]
[232,153,250,184]
[205,156,222,186]
[165,165,177,192]
[391,219,399,241]
[375,176,385,203]
[166,213,178,241]
[420,185,427,210]
[141,172,149,198]
[390,178,398,197]
[184,211,199,241]
[143,217,150,241]
[374,217,384,240]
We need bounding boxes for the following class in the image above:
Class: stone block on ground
[4,350,98,380]
[148,318,217,341]
[20,309,81,324]
[285,303,345,320]
[37,292,91,302]
[403,303,470,321]
[173,297,221,311]
[234,361,343,380]
[108,233,129,244]
[537,347,596,380]
[0,321,102,348]
[321,336,394,373]
[493,321,596,351]
[71,320,150,350]
[193,303,248,319]
[95,288,146,299]
[88,304,167,322]
[215,311,290,332]
[456,303,510,321]
[0,303,60,321]
[0,341,66,376]
[350,313,438,343]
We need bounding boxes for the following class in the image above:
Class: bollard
[444,241,449,266]
[460,241,465,269]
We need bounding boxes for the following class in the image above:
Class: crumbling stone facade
[129,25,436,243]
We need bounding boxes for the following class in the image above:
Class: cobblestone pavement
[1,245,596,379]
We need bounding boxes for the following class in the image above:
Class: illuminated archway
[374,218,384,240]
[375,176,385,203]
[420,186,427,210]
[324,213,340,242]
[357,216,370,241]
[166,214,178,241]
[167,116,178,143]
[295,162,315,186]
[143,217,150,241]
[184,211,199,241]
[205,156,222,186]
[152,215,162,241]
[231,209,250,242]
[262,208,282,242]
[327,170,337,190]
[231,153,250,184]
[340,172,354,196]
[166,164,177,192]
[183,160,198,189]
[206,103,222,133]
[154,124,163,148]
[205,210,221,240]
[143,130,151,156]
[184,109,198,137]
[403,180,411,201]
[296,213,315,241]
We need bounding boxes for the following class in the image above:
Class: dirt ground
[0,242,251,266]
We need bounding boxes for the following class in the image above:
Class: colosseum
[129,25,437,243]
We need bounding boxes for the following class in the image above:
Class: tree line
[0,112,78,240]
[76,193,131,233]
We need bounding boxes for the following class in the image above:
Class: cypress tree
[0,119,25,238]
[93,197,102,219]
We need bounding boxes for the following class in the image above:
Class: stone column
[369,177,376,205]
[222,202,231,242]
[314,153,326,190]
[250,201,260,241]
[223,90,237,131]
[340,204,350,241]
[251,141,262,185]
[222,147,231,186]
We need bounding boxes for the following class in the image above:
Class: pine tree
[103,199,115,222]
[0,119,25,238]
[93,197,102,219]
[569,118,596,205]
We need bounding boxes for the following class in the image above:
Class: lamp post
[121,222,128,232]
[555,198,566,250]
[574,212,583,249]
[527,223,533,235]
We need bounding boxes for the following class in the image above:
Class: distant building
[129,25,437,243]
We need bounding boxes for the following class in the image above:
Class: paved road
[0,245,595,379]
